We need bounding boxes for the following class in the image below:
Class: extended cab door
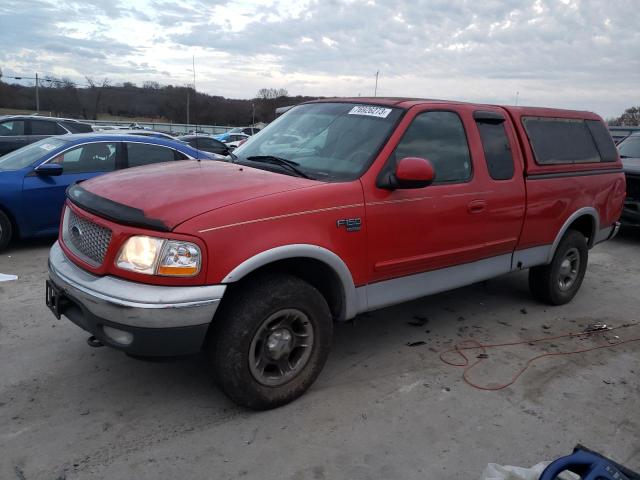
[363,104,525,291]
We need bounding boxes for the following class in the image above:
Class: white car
[224,133,251,150]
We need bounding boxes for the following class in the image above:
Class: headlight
[116,236,163,274]
[156,241,201,276]
[116,236,201,277]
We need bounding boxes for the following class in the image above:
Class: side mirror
[378,157,435,189]
[35,163,63,176]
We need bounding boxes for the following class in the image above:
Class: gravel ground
[1,230,639,480]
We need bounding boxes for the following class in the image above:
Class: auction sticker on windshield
[40,143,58,151]
[348,105,392,118]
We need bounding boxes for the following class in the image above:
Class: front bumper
[47,241,226,356]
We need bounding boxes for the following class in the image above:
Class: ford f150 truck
[46,98,626,409]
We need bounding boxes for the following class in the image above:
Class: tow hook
[87,336,104,348]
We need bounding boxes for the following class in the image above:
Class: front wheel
[529,229,588,305]
[209,273,333,410]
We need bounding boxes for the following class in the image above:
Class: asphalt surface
[1,231,639,480]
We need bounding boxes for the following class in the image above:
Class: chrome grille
[63,208,112,266]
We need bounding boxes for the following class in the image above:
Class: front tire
[209,273,333,410]
[0,210,12,252]
[529,229,588,305]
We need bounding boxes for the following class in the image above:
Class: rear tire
[529,230,588,305]
[0,210,12,252]
[209,273,333,410]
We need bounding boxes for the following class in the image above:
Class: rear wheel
[0,210,12,252]
[529,230,588,305]
[209,273,333,410]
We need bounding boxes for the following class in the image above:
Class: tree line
[607,106,640,126]
[0,73,319,126]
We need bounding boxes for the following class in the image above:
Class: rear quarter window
[522,117,603,165]
[585,120,618,162]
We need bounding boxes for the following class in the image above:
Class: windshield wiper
[245,155,312,179]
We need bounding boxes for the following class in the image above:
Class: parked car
[46,98,624,409]
[214,126,260,142]
[178,135,232,155]
[223,133,250,150]
[609,126,640,144]
[618,133,640,225]
[0,134,219,250]
[109,129,181,141]
[0,115,93,156]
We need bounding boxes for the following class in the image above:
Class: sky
[1,0,638,118]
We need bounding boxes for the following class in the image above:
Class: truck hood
[76,160,319,230]
[622,157,640,175]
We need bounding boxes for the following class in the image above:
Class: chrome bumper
[593,221,621,245]
[48,241,225,329]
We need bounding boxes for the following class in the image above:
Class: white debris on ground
[0,273,18,282]
[480,461,579,480]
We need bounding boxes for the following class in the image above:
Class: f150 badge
[336,218,361,232]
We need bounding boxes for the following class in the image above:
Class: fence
[82,119,235,135]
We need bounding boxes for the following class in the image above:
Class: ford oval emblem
[71,224,82,240]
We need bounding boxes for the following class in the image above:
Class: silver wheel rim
[249,308,314,387]
[558,247,580,291]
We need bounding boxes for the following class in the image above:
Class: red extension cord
[439,322,640,391]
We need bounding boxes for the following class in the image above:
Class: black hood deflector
[66,183,170,232]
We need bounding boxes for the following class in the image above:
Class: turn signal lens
[116,236,164,275]
[157,241,201,277]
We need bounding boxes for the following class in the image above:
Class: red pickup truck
[46,98,625,409]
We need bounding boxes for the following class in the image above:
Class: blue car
[0,133,219,250]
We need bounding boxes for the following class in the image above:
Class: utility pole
[192,56,196,129]
[515,91,519,106]
[374,71,379,97]
[186,87,190,125]
[252,102,255,126]
[35,72,40,112]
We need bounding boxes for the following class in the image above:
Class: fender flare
[221,244,360,320]
[547,207,599,263]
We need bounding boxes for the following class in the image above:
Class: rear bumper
[621,199,640,226]
[593,221,621,245]
[47,241,226,355]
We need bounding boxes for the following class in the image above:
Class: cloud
[0,0,639,117]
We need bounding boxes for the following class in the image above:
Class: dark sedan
[178,135,232,155]
[619,134,640,226]
[0,115,93,156]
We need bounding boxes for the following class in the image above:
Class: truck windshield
[234,103,403,181]
[0,138,67,171]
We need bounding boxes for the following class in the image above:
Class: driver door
[22,142,122,235]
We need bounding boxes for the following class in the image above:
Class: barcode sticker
[348,105,392,118]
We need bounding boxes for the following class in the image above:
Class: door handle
[467,200,486,214]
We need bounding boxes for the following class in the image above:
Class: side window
[50,142,117,174]
[522,117,601,164]
[174,150,189,160]
[474,115,515,180]
[30,120,64,135]
[126,142,175,167]
[0,120,26,136]
[585,120,618,162]
[392,111,472,184]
